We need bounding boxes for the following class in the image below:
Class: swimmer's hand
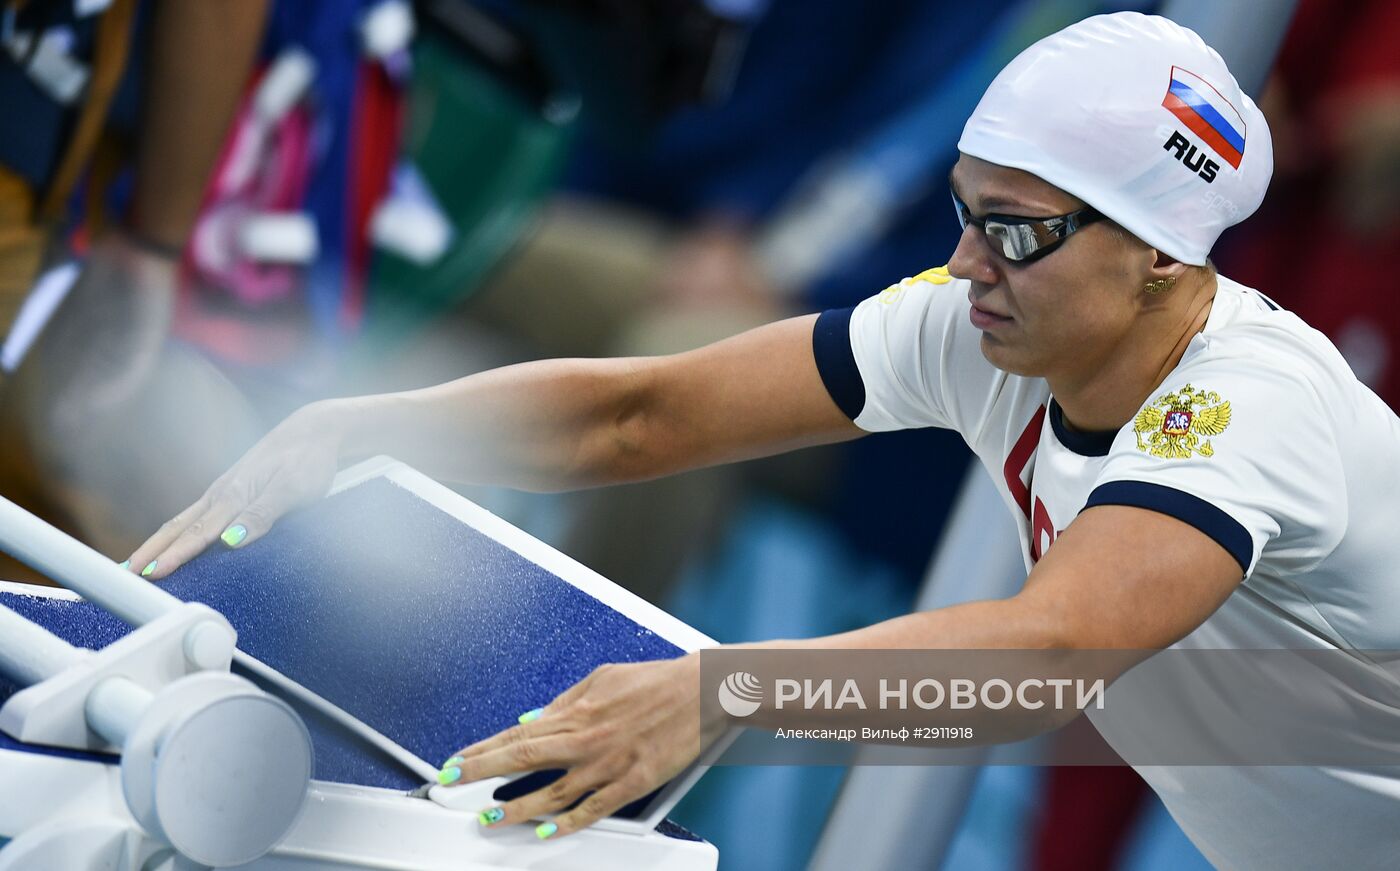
[438,654,723,840]
[125,402,345,579]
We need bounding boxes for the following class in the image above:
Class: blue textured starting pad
[0,464,706,822]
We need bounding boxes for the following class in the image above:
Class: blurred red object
[1216,0,1400,407]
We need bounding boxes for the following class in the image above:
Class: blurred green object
[362,29,577,349]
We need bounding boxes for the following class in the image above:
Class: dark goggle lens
[950,190,1096,263]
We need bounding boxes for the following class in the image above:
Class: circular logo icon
[717,671,763,718]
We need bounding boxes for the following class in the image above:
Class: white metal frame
[0,456,724,868]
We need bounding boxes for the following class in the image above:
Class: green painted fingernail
[535,822,558,840]
[437,765,461,786]
[221,525,248,547]
[518,708,543,724]
[119,560,130,570]
[141,560,157,577]
[442,755,464,768]
[478,807,505,826]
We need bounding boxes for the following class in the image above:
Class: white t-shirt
[813,271,1400,870]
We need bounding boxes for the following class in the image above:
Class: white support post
[806,467,1026,871]
[1159,0,1301,98]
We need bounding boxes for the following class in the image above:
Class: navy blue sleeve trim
[812,307,865,421]
[1084,481,1253,574]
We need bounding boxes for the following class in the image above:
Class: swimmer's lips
[969,299,1013,330]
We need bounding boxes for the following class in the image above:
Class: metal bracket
[0,602,236,752]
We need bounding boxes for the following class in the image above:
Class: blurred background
[0,0,1395,868]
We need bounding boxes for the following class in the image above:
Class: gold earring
[1144,276,1177,295]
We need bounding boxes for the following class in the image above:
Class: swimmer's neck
[1050,272,1217,435]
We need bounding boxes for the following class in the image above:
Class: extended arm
[444,503,1244,838]
[803,502,1241,652]
[335,314,861,491]
[129,313,861,574]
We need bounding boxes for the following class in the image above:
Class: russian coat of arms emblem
[1132,383,1232,459]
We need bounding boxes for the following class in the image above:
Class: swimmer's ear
[1151,249,1185,270]
[1141,248,1190,295]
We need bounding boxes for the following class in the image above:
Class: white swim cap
[957,11,1272,266]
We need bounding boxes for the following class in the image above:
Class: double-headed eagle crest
[1132,383,1232,459]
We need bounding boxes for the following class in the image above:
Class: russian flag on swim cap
[1162,66,1246,169]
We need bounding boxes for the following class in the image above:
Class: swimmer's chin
[978,335,1043,378]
